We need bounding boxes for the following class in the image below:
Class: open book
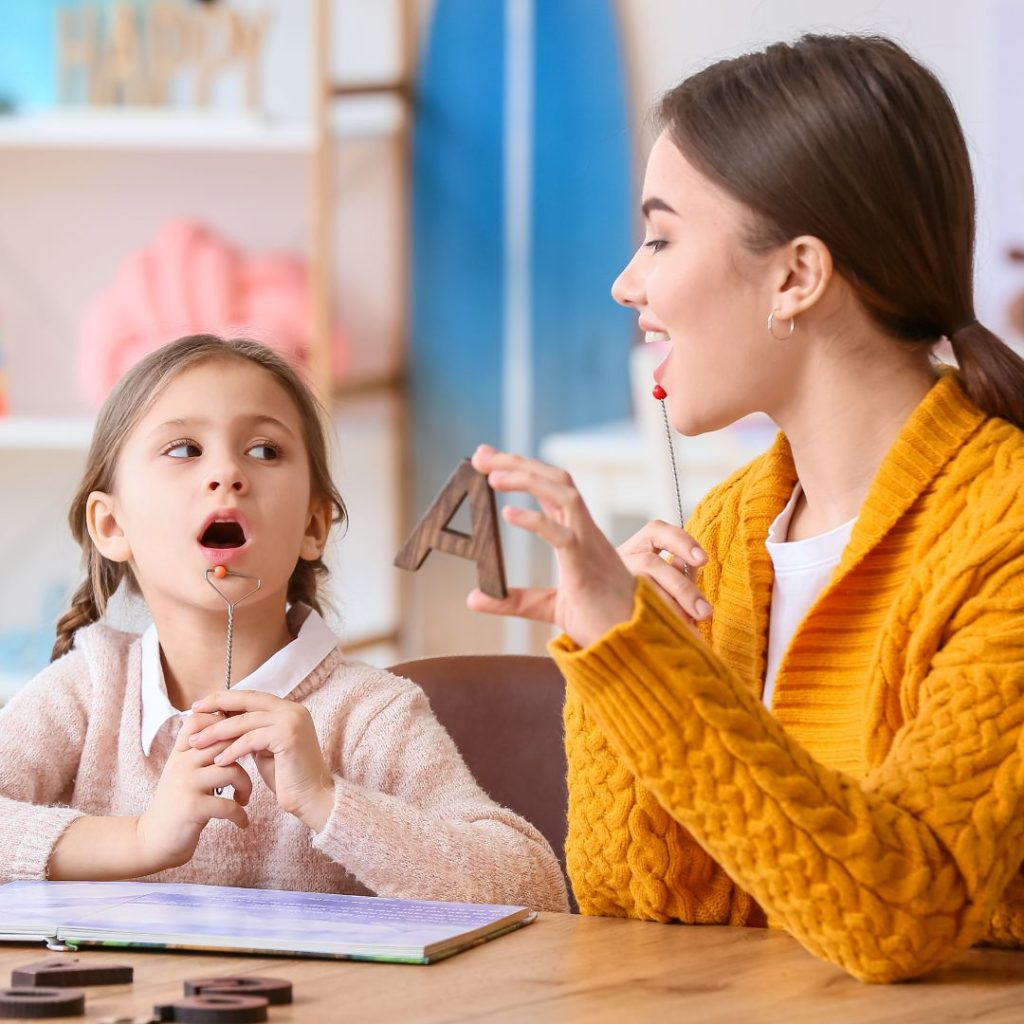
[0,880,536,964]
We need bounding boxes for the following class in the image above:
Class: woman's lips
[653,351,671,384]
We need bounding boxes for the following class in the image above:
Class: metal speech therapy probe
[204,565,263,688]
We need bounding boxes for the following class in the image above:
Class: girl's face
[88,358,331,616]
[612,131,791,435]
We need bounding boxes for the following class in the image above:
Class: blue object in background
[0,0,121,111]
[409,0,634,514]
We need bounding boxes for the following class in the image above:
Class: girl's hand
[135,712,253,872]
[616,519,713,626]
[189,692,334,832]
[470,444,681,649]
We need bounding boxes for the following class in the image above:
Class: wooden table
[0,912,1022,1023]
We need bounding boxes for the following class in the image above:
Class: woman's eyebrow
[641,197,678,218]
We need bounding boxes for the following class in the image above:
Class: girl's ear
[300,496,333,561]
[86,491,133,563]
[770,234,833,321]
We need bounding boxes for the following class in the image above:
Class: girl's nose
[611,249,645,308]
[206,462,247,494]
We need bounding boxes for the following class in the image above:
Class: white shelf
[0,101,401,152]
[0,417,94,452]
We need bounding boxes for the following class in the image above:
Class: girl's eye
[644,239,668,254]
[163,439,201,459]
[247,441,280,461]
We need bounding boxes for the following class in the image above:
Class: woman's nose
[611,250,645,308]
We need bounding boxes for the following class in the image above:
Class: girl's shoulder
[300,652,427,715]
[8,622,139,715]
[69,620,142,682]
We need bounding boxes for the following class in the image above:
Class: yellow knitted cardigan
[551,374,1024,983]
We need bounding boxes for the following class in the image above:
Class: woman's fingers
[488,468,585,519]
[502,504,575,547]
[617,518,707,568]
[467,586,557,622]
[626,553,712,620]
[472,444,570,485]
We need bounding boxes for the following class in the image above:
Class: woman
[471,34,1024,982]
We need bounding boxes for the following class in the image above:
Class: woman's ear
[86,491,132,563]
[770,235,833,321]
[300,497,333,561]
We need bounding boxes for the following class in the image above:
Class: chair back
[388,655,569,874]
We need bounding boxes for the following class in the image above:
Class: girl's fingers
[189,711,272,748]
[212,728,275,768]
[191,691,281,716]
[195,763,253,804]
[197,795,250,830]
[174,712,223,752]
[467,586,557,622]
[628,553,712,620]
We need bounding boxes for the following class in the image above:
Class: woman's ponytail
[949,321,1024,431]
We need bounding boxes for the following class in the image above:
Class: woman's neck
[148,594,295,709]
[772,341,938,542]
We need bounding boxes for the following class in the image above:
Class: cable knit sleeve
[564,473,760,925]
[551,561,1024,983]
[310,682,569,912]
[0,650,92,880]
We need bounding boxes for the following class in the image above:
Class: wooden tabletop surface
[0,911,1022,1023]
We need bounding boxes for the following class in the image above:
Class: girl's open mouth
[197,510,251,564]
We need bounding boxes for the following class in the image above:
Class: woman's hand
[135,712,253,873]
[470,445,660,648]
[616,519,713,625]
[188,692,334,832]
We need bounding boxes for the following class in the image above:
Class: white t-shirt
[762,484,856,709]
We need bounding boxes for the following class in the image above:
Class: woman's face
[613,131,788,435]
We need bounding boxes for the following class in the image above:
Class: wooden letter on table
[394,459,508,599]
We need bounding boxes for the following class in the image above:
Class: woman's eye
[247,442,280,461]
[164,440,201,459]
[644,239,668,254]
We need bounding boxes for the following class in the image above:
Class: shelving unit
[0,1,419,695]
[0,103,402,152]
[309,0,415,654]
[0,418,93,451]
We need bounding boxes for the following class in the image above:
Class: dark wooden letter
[394,459,507,599]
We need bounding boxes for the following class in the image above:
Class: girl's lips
[198,539,251,566]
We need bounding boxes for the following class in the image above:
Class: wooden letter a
[394,459,507,598]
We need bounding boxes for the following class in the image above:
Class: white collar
[139,605,340,756]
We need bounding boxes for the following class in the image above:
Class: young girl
[0,335,567,912]
[470,34,1024,980]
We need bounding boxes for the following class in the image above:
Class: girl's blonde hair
[51,335,347,661]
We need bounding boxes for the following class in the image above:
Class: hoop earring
[767,309,796,340]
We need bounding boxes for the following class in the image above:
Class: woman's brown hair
[51,335,347,661]
[656,33,1024,428]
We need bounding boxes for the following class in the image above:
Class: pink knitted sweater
[0,622,569,912]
